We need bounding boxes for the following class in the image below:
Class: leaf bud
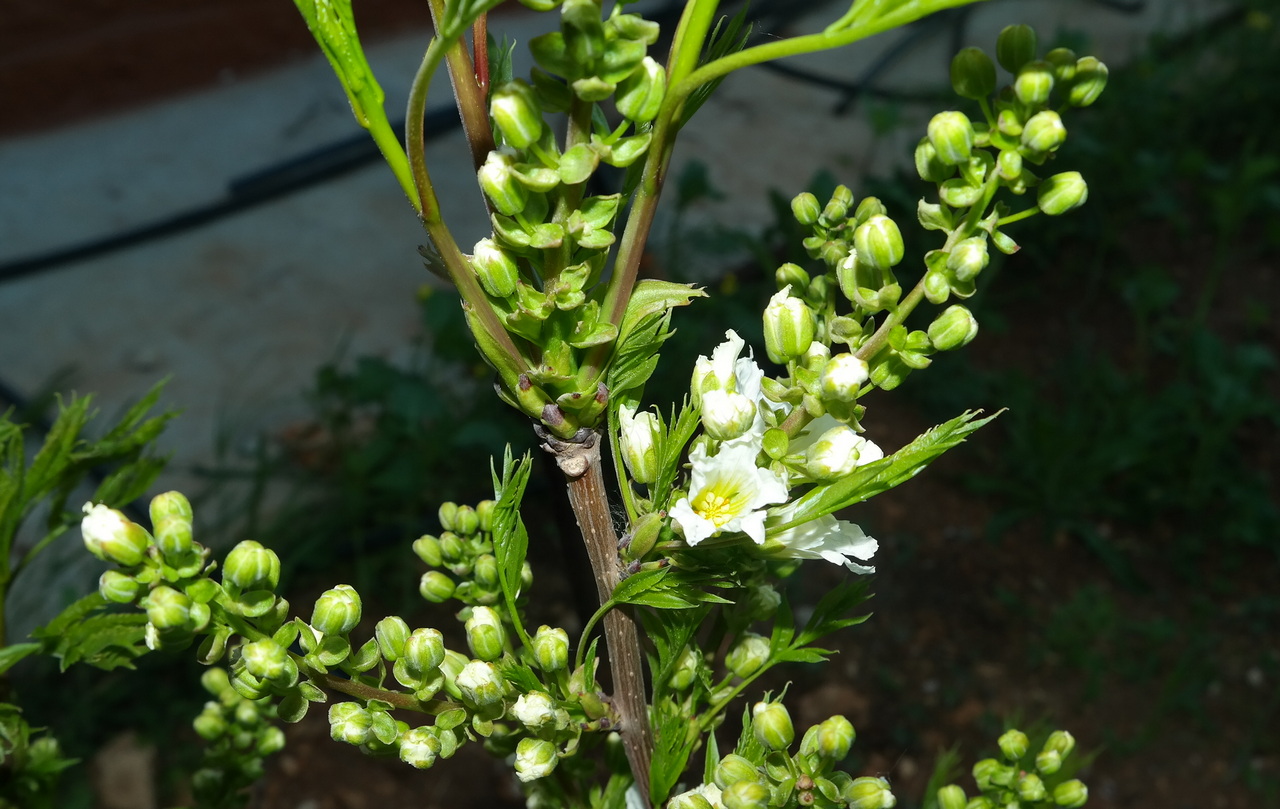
[996,24,1037,73]
[855,215,904,272]
[1014,60,1055,106]
[478,151,529,216]
[1020,110,1066,155]
[763,287,816,364]
[328,702,372,746]
[752,700,795,751]
[1053,779,1088,808]
[1038,171,1088,215]
[619,404,661,484]
[532,625,570,672]
[1068,56,1108,107]
[998,728,1030,761]
[456,659,504,707]
[946,237,989,283]
[490,80,543,149]
[375,616,411,662]
[150,491,194,558]
[616,56,666,123]
[791,192,821,226]
[927,111,974,166]
[223,540,280,591]
[915,137,954,183]
[311,585,361,636]
[404,627,446,677]
[471,238,519,299]
[936,784,967,809]
[820,353,870,402]
[419,571,456,603]
[99,570,141,604]
[81,503,150,567]
[722,780,770,809]
[725,633,770,678]
[465,606,507,661]
[950,47,996,99]
[1017,772,1048,802]
[515,737,558,782]
[241,638,293,683]
[669,646,700,691]
[399,726,441,769]
[927,305,979,351]
[145,585,191,631]
[715,754,760,788]
[845,776,897,809]
[511,691,559,730]
[806,426,883,480]
[700,390,757,441]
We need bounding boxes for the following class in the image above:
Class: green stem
[305,666,459,714]
[545,98,596,285]
[365,98,421,211]
[997,206,1040,228]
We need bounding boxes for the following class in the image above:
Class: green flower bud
[854,215,904,271]
[404,627,446,677]
[1044,729,1077,758]
[998,728,1030,761]
[1038,171,1088,215]
[997,108,1023,138]
[669,787,718,809]
[845,776,896,809]
[763,287,816,364]
[806,426,883,480]
[438,532,465,563]
[619,404,661,484]
[804,715,855,762]
[972,758,1004,790]
[490,80,543,149]
[936,784,967,809]
[328,702,371,746]
[512,691,564,732]
[1053,779,1088,808]
[669,646,700,691]
[223,540,280,591]
[946,237,989,283]
[1014,60,1055,106]
[146,585,191,631]
[202,667,232,696]
[915,137,954,183]
[722,780,770,809]
[725,633,770,678]
[473,554,499,590]
[412,535,443,567]
[965,797,996,809]
[1045,47,1078,83]
[241,639,293,683]
[1036,748,1063,775]
[752,701,795,751]
[99,570,141,604]
[375,616,411,662]
[562,0,606,68]
[820,353,870,402]
[791,192,821,226]
[743,583,782,621]
[776,262,809,294]
[927,111,974,166]
[193,708,225,741]
[453,505,480,537]
[476,500,495,533]
[311,585,361,636]
[1068,56,1108,107]
[258,725,286,756]
[928,305,979,351]
[399,726,441,769]
[923,268,951,305]
[1021,110,1066,154]
[471,238,519,299]
[951,47,996,99]
[456,659,504,707]
[532,625,569,672]
[150,491,194,558]
[1017,772,1048,802]
[81,502,150,567]
[616,56,666,123]
[438,502,458,532]
[478,151,529,216]
[701,390,757,441]
[514,737,558,782]
[465,606,507,662]
[996,24,1037,73]
[715,754,759,788]
[997,149,1022,181]
[419,571,456,603]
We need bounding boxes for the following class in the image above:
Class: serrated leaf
[797,579,872,647]
[498,660,543,694]
[31,593,109,640]
[650,697,698,803]
[490,447,533,645]
[0,643,40,676]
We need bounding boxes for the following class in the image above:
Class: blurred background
[1,0,1276,807]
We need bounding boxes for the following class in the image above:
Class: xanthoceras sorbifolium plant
[68,5,1109,808]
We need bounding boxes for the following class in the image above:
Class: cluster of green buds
[412,500,530,606]
[934,728,1088,809]
[668,698,889,809]
[466,1,690,438]
[190,667,285,807]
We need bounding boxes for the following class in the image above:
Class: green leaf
[653,401,700,512]
[796,579,872,647]
[490,447,533,645]
[650,696,699,803]
[498,660,543,694]
[786,410,1000,526]
[0,643,40,676]
[640,606,707,698]
[681,7,754,129]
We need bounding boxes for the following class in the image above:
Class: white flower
[619,404,661,484]
[690,330,782,447]
[820,353,870,402]
[668,783,724,809]
[764,503,878,573]
[700,390,757,441]
[511,691,558,730]
[804,426,884,480]
[669,443,788,546]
